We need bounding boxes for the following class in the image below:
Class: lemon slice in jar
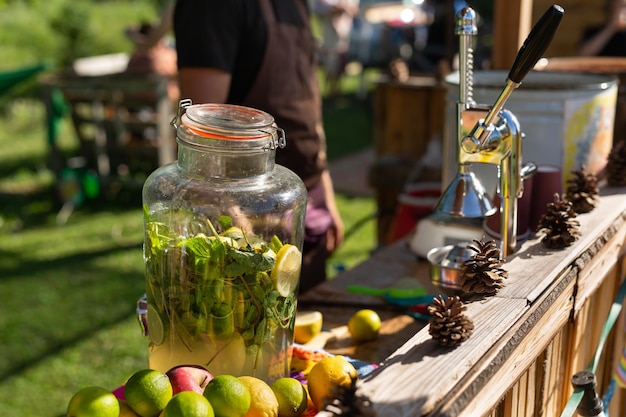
[271,244,302,297]
[147,304,165,346]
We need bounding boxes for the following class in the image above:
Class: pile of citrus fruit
[66,354,358,417]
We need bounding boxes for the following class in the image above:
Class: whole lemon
[124,369,173,417]
[162,391,214,417]
[66,386,120,417]
[293,311,323,344]
[306,356,357,410]
[270,377,308,417]
[203,375,251,417]
[348,309,381,343]
[238,376,279,417]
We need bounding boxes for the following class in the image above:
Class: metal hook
[171,98,193,129]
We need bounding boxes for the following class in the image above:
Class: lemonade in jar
[142,102,306,381]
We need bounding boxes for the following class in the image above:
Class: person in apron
[174,0,344,293]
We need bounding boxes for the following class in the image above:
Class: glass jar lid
[183,103,276,139]
[173,101,286,150]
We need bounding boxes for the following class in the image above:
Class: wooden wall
[492,0,606,68]
[532,0,605,57]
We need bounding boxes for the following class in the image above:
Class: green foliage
[50,1,94,68]
[0,0,158,72]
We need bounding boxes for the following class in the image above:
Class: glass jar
[142,102,307,381]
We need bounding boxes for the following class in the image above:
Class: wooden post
[491,0,533,69]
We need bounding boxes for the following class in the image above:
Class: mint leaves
[143,212,297,377]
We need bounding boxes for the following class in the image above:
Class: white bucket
[443,70,618,193]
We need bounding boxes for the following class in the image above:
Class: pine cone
[427,295,474,347]
[536,193,581,249]
[606,140,626,187]
[324,375,375,417]
[565,165,599,214]
[460,239,508,296]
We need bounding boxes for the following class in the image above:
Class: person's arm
[319,169,344,252]
[177,67,231,104]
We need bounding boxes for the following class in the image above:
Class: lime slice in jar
[147,304,165,346]
[271,244,302,297]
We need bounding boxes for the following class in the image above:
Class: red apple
[112,385,126,401]
[166,365,214,395]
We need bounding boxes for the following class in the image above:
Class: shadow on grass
[0,238,141,279]
[0,179,144,232]
[0,303,139,384]
[0,152,49,179]
[0,240,145,381]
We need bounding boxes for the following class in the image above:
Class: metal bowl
[426,243,473,295]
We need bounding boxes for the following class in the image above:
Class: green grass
[0,74,377,415]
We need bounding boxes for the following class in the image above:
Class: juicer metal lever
[461,5,564,154]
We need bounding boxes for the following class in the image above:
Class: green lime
[202,375,250,417]
[66,386,120,417]
[270,378,308,417]
[124,369,172,417]
[163,391,214,417]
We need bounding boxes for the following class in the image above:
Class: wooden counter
[300,186,626,416]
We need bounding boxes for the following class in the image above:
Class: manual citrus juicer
[426,5,564,292]
[437,5,563,257]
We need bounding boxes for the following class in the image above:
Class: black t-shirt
[582,26,626,57]
[173,0,307,103]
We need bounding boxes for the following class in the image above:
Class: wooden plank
[541,332,564,416]
[299,306,425,365]
[355,297,528,416]
[444,268,576,417]
[574,219,626,311]
[491,0,532,70]
[608,259,626,416]
[299,240,438,309]
[506,190,626,304]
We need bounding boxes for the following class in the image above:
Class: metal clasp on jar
[263,127,286,150]
[171,98,193,130]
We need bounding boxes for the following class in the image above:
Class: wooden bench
[41,72,177,183]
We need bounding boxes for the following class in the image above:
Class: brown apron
[242,0,326,189]
[242,0,332,292]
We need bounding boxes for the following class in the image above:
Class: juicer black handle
[508,4,564,84]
